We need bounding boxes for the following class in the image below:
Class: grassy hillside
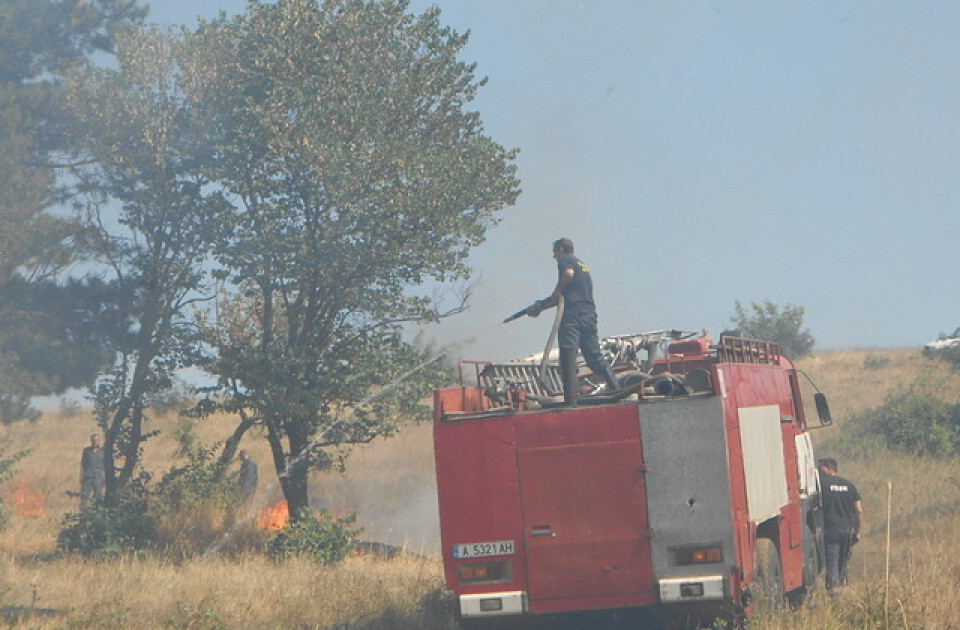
[0,348,958,628]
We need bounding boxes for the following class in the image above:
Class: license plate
[452,540,515,559]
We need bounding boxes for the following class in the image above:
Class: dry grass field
[0,347,958,628]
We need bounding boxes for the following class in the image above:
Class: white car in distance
[923,327,960,355]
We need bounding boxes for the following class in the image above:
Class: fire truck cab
[432,333,831,627]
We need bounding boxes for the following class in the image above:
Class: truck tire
[754,537,784,612]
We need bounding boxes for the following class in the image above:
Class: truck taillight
[672,545,723,565]
[458,561,512,584]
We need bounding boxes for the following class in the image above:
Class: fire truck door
[517,439,654,602]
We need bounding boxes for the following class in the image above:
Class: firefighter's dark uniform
[554,254,619,405]
[80,444,105,509]
[819,470,861,590]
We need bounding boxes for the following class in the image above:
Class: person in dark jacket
[527,237,619,406]
[818,457,864,593]
[239,450,258,500]
[79,434,105,509]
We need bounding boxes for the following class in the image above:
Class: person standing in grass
[239,450,258,500]
[818,457,864,593]
[79,434,105,509]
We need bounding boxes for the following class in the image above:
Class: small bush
[57,473,156,556]
[845,390,960,458]
[155,442,240,512]
[863,354,890,370]
[266,509,360,563]
[151,441,247,556]
[57,503,157,556]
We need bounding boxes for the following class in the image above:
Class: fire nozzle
[503,307,529,323]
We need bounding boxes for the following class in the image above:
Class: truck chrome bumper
[659,575,726,602]
[459,591,527,617]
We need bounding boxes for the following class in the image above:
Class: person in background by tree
[526,238,619,406]
[818,457,864,593]
[239,450,258,500]
[79,434,105,509]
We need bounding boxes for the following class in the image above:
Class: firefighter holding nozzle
[521,237,619,407]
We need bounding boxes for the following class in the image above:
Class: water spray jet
[201,325,495,558]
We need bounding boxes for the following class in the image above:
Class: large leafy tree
[0,277,129,423]
[0,0,147,82]
[0,90,67,422]
[62,26,229,503]
[0,0,150,272]
[0,0,147,422]
[181,0,520,517]
[0,97,65,282]
[730,299,816,359]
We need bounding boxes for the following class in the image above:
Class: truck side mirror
[814,393,832,426]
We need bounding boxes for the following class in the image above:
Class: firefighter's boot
[600,364,620,392]
[559,348,580,407]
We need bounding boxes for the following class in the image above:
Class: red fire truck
[432,332,832,627]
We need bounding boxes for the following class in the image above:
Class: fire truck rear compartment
[640,396,736,603]
[437,399,744,620]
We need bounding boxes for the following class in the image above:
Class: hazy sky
[152,1,960,361]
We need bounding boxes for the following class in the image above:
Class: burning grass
[6,480,46,518]
[0,349,957,628]
[257,500,290,531]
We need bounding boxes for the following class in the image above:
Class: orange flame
[257,500,290,530]
[9,480,46,518]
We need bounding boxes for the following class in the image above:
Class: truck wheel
[754,537,784,612]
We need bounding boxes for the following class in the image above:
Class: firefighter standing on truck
[526,237,619,406]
